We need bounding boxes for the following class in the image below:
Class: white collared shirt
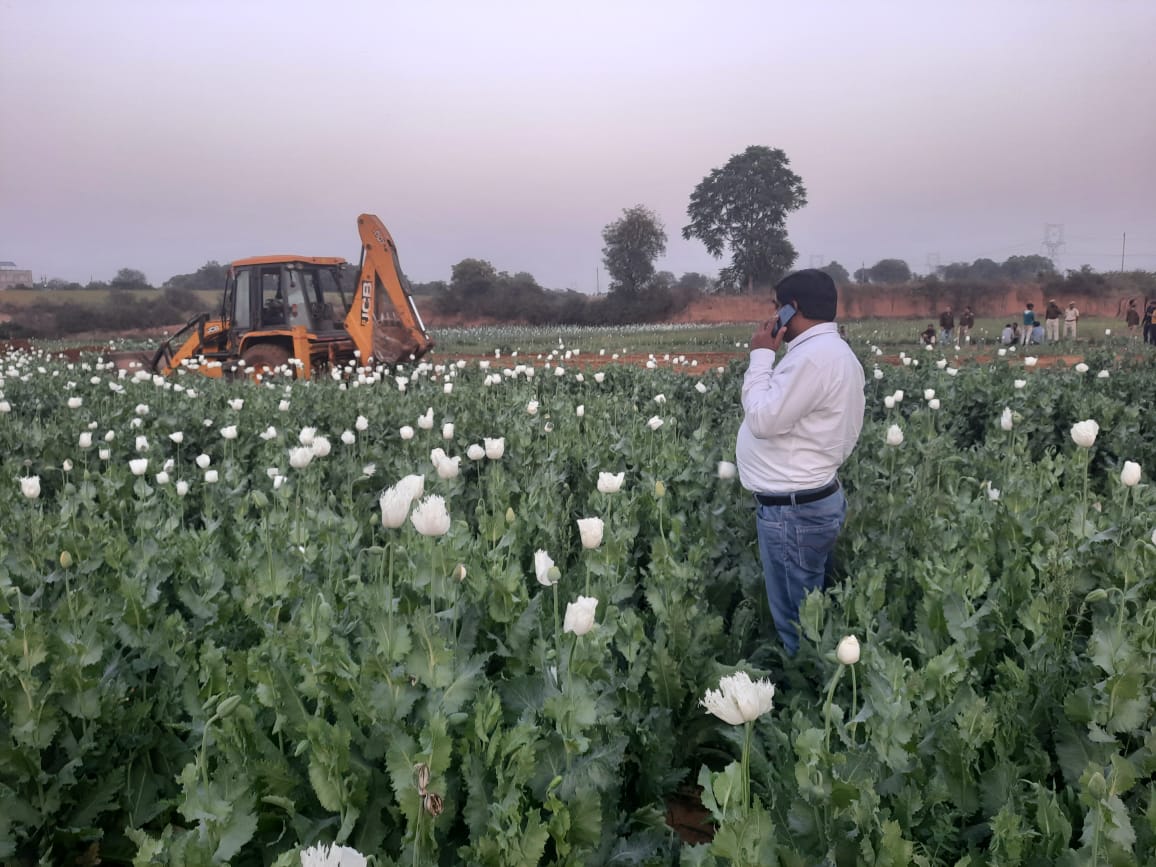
[736,322,865,493]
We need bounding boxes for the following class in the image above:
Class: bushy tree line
[0,289,203,339]
[422,257,702,326]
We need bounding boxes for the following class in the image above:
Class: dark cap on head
[774,269,838,321]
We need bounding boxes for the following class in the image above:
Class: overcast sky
[2,0,1154,291]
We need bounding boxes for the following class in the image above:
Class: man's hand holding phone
[751,303,795,352]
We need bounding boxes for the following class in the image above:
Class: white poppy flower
[576,517,604,549]
[467,444,485,461]
[597,471,624,493]
[195,453,211,469]
[68,396,83,409]
[886,424,904,446]
[442,423,455,440]
[176,480,189,496]
[298,426,317,447]
[310,436,332,458]
[289,447,314,469]
[1121,461,1141,487]
[355,415,369,432]
[300,843,368,867]
[534,549,557,586]
[228,398,244,411]
[647,416,664,431]
[410,495,451,536]
[563,596,599,636]
[1071,419,1099,449]
[836,635,860,665]
[435,454,461,480]
[169,431,184,444]
[484,437,505,459]
[155,471,169,485]
[417,408,434,430]
[928,398,940,410]
[204,469,219,484]
[717,461,737,480]
[220,425,238,440]
[700,671,776,725]
[1075,363,1089,373]
[79,432,93,449]
[129,458,148,476]
[380,485,413,528]
[527,400,539,416]
[576,405,585,418]
[260,426,278,441]
[19,475,40,499]
[400,425,415,440]
[396,474,425,502]
[341,430,356,446]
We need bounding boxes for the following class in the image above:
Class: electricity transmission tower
[1042,224,1065,267]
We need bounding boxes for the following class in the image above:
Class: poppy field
[2,338,1155,866]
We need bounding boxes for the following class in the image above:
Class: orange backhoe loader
[150,214,433,378]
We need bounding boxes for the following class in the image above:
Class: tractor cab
[221,256,351,341]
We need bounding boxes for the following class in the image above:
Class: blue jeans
[755,487,847,656]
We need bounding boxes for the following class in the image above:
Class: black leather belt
[755,479,840,507]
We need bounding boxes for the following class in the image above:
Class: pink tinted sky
[1,0,1154,290]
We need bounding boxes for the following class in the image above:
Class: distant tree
[940,261,973,281]
[674,271,710,291]
[601,205,667,296]
[165,261,227,291]
[853,267,871,284]
[868,259,912,284]
[1001,254,1055,281]
[967,258,1002,282]
[682,145,806,293]
[651,270,676,291]
[110,268,150,291]
[820,261,851,285]
[84,280,110,292]
[450,259,498,298]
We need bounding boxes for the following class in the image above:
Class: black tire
[241,343,294,381]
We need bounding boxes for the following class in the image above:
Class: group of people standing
[922,305,975,346]
[1002,300,1081,346]
[1126,298,1156,345]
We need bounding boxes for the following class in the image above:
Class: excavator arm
[345,214,434,365]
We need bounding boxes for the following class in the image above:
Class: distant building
[0,262,35,289]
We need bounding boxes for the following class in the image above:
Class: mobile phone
[771,304,796,338]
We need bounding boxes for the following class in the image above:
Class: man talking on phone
[736,269,865,657]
